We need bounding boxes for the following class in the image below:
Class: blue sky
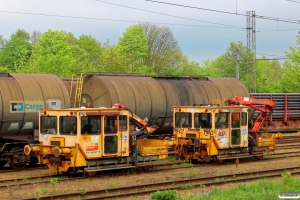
[1,0,299,63]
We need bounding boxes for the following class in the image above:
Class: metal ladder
[70,74,84,108]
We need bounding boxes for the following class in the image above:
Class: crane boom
[227,96,275,133]
[111,103,157,138]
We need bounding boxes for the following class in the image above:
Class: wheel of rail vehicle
[214,157,224,164]
[28,156,39,167]
[9,147,27,169]
[61,168,72,176]
[141,166,153,172]
[84,171,97,177]
[0,161,6,169]
[190,159,201,164]
[254,155,263,160]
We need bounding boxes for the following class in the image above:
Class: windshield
[40,116,57,134]
[175,112,191,128]
[60,116,77,135]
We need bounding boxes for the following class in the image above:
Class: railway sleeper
[84,164,137,173]
[217,153,251,160]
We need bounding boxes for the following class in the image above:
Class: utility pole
[236,49,239,80]
[246,11,256,93]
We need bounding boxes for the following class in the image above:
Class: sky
[1,0,299,64]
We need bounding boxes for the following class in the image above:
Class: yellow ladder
[70,74,84,108]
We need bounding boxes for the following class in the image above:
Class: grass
[2,157,300,199]
[263,155,275,159]
[168,156,177,161]
[181,183,194,190]
[171,162,194,169]
[159,171,300,200]
[179,162,194,167]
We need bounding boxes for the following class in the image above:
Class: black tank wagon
[0,73,70,168]
[80,75,250,137]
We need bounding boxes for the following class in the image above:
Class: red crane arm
[111,103,157,134]
[227,96,276,133]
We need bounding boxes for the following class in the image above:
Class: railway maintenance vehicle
[24,105,170,175]
[171,96,282,163]
[24,96,282,174]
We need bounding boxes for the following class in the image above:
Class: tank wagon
[250,93,300,133]
[80,75,250,137]
[0,73,70,168]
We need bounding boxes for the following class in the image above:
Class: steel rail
[18,166,300,200]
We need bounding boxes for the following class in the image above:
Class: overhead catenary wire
[257,29,300,32]
[0,3,298,32]
[0,1,297,61]
[144,0,245,16]
[94,0,244,29]
[144,0,300,25]
[256,53,286,57]
[256,58,290,60]
[0,10,244,29]
[286,0,300,3]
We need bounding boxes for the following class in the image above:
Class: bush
[150,190,179,200]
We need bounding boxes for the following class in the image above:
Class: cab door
[215,112,230,148]
[119,115,129,156]
[230,112,244,147]
[80,115,102,156]
[103,114,130,156]
[103,115,119,155]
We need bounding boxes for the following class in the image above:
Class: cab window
[175,112,191,128]
[60,116,77,135]
[104,116,118,133]
[81,116,101,134]
[194,113,212,128]
[241,112,247,126]
[40,116,57,134]
[232,113,240,128]
[215,113,228,128]
[105,135,118,154]
[119,115,128,131]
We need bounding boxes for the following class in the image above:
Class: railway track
[0,165,47,174]
[0,135,298,199]
[17,165,300,200]
[1,150,299,195]
[0,161,183,189]
[276,144,300,150]
[277,135,300,144]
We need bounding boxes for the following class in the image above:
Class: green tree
[200,42,258,91]
[30,31,42,45]
[281,35,300,92]
[64,31,78,45]
[140,23,183,74]
[117,25,148,72]
[23,29,88,77]
[77,35,102,72]
[281,60,300,92]
[0,29,32,72]
[0,35,4,46]
[256,58,282,93]
[100,45,137,73]
[118,25,148,59]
